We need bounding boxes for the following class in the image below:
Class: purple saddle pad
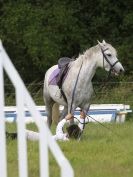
[48,68,60,85]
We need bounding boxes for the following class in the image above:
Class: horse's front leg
[78,110,87,131]
[59,106,68,121]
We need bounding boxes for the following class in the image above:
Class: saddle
[56,57,74,89]
[48,57,74,102]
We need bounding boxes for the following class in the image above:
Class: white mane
[76,43,117,63]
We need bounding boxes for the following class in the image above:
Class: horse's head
[97,40,124,75]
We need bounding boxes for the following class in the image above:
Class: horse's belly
[48,85,67,106]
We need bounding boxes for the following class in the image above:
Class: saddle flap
[49,57,74,87]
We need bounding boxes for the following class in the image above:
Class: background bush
[0,0,132,83]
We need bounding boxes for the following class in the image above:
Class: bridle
[101,47,119,74]
[93,47,120,96]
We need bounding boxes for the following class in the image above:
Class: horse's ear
[102,40,106,45]
[0,39,2,46]
[97,40,103,47]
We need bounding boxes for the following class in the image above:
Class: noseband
[101,48,119,71]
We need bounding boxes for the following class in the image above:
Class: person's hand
[65,113,74,121]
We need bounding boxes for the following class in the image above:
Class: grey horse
[43,40,124,127]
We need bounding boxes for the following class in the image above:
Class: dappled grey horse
[43,40,124,127]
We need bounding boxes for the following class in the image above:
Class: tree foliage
[0,0,132,83]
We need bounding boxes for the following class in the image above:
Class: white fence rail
[4,104,132,124]
[0,40,74,177]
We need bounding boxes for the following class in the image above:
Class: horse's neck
[73,54,97,83]
[63,47,101,94]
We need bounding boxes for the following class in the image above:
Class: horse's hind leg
[52,103,60,124]
[44,97,55,127]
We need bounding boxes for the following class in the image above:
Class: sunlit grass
[6,120,133,177]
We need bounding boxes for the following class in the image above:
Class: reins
[77,48,120,139]
[78,48,121,139]
[74,115,120,138]
[69,60,83,113]
[62,48,120,139]
[86,115,120,137]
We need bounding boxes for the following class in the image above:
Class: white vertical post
[16,87,28,177]
[39,123,49,177]
[0,48,7,177]
[24,92,49,177]
[0,39,74,177]
[47,127,74,177]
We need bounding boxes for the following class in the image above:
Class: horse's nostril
[120,69,124,73]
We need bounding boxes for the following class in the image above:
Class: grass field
[6,119,133,177]
[5,80,133,176]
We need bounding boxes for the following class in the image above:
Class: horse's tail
[52,103,60,125]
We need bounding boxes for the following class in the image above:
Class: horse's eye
[107,54,111,57]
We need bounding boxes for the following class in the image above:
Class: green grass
[5,80,133,176]
[6,120,133,177]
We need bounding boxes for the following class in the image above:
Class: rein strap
[101,48,119,69]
